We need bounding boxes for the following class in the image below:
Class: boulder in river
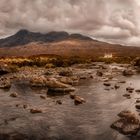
[135,105,140,110]
[0,77,11,89]
[103,82,111,86]
[70,93,76,99]
[30,108,43,114]
[114,84,120,89]
[135,89,140,93]
[46,78,76,93]
[40,95,46,100]
[59,69,73,77]
[56,100,62,105]
[126,87,134,93]
[111,110,140,135]
[58,76,79,86]
[30,76,47,87]
[136,100,140,103]
[123,94,131,99]
[10,92,18,98]
[123,69,134,76]
[96,70,103,77]
[74,96,86,105]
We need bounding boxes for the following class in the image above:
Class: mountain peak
[16,29,30,36]
[0,30,93,47]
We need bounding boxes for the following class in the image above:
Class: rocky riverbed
[0,62,140,140]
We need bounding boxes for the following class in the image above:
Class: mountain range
[0,29,92,47]
[0,29,140,57]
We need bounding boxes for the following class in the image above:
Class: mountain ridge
[0,29,93,47]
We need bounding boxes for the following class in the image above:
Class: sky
[0,0,140,46]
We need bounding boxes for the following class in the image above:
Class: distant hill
[0,29,92,47]
[0,29,140,58]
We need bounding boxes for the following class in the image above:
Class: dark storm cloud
[0,0,140,46]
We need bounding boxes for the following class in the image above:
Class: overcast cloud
[0,0,140,46]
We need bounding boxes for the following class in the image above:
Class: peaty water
[0,75,140,140]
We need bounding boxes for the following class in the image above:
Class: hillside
[0,30,140,58]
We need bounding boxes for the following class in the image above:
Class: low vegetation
[0,55,138,69]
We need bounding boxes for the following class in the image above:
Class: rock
[96,70,103,77]
[59,69,73,77]
[79,75,87,79]
[0,77,11,89]
[126,87,134,93]
[111,110,140,135]
[118,110,132,118]
[136,100,140,103]
[30,108,43,114]
[90,75,94,79]
[123,70,134,76]
[23,104,28,109]
[15,104,20,107]
[103,82,111,86]
[58,76,79,86]
[0,68,9,75]
[70,93,76,99]
[40,95,46,99]
[74,96,86,105]
[123,94,131,99]
[135,89,140,93]
[10,92,18,98]
[114,84,120,89]
[56,100,62,105]
[135,105,140,109]
[30,76,47,87]
[126,87,134,91]
[46,78,76,93]
[118,80,126,84]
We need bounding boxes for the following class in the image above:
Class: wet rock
[59,69,73,77]
[126,87,134,91]
[23,104,28,109]
[56,100,62,105]
[90,75,94,79]
[114,84,120,89]
[135,105,140,109]
[70,93,76,99]
[0,68,9,75]
[96,70,103,77]
[126,87,134,93]
[136,100,140,103]
[111,110,140,135]
[103,82,111,86]
[58,76,79,86]
[10,92,18,98]
[46,78,76,93]
[123,94,131,99]
[123,70,134,76]
[118,80,126,84]
[15,104,20,107]
[74,96,86,105]
[118,110,132,118]
[79,75,87,79]
[40,95,46,99]
[0,77,11,89]
[135,89,140,93]
[30,108,43,114]
[30,76,47,87]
